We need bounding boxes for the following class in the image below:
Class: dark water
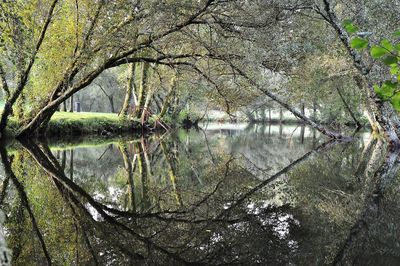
[0,124,399,265]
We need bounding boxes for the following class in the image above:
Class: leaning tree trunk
[225,61,349,140]
[335,85,362,128]
[321,0,400,146]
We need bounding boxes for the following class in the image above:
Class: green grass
[46,111,140,136]
[51,111,118,120]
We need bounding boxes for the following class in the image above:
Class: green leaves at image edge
[391,93,400,111]
[374,81,400,111]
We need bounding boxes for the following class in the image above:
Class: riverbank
[5,112,143,138]
[47,112,140,136]
[3,110,365,140]
[5,111,199,139]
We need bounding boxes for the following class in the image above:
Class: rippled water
[0,123,399,265]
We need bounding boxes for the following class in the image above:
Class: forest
[1,1,400,265]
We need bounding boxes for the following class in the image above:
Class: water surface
[0,124,399,265]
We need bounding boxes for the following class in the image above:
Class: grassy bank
[47,112,143,136]
[6,112,143,138]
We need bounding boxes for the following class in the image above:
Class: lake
[0,123,399,265]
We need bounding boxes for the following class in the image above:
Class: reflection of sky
[203,123,319,139]
[85,203,103,222]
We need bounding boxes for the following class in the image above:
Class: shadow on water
[0,124,399,265]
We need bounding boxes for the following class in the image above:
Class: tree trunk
[69,149,74,181]
[335,86,362,128]
[313,101,317,120]
[61,101,67,112]
[268,107,271,121]
[119,63,136,118]
[135,63,150,118]
[141,91,153,124]
[69,95,74,112]
[300,125,305,144]
[259,108,266,121]
[119,144,135,212]
[160,74,177,118]
[108,95,115,113]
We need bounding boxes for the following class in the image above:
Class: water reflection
[0,124,399,265]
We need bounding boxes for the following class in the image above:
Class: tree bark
[136,63,150,118]
[119,63,136,118]
[159,74,177,118]
[268,107,271,121]
[335,86,362,128]
[61,101,67,112]
[69,95,74,112]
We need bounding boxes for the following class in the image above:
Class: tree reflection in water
[0,126,399,265]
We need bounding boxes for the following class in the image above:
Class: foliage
[345,21,400,110]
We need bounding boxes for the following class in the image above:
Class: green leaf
[374,84,383,97]
[371,46,389,58]
[381,39,394,51]
[394,31,400,37]
[383,80,397,89]
[375,81,397,100]
[390,93,400,111]
[382,55,398,65]
[395,44,400,52]
[391,65,399,75]
[343,19,352,26]
[343,20,358,33]
[350,37,368,50]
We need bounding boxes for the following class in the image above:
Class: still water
[0,123,399,265]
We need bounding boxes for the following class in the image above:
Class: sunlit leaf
[350,37,368,50]
[343,20,358,33]
[371,46,389,58]
[391,65,399,75]
[390,93,400,111]
[381,39,394,51]
[375,81,397,100]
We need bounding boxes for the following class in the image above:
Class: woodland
[2,1,400,265]
[0,0,399,144]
